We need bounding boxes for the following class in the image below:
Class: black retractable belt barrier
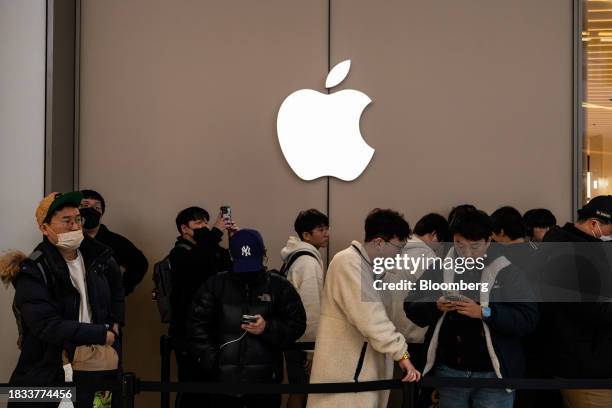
[138,378,402,394]
[419,377,612,390]
[2,374,612,408]
[131,377,612,395]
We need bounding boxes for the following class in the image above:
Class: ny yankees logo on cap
[230,229,264,273]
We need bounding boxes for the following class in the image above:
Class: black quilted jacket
[187,269,306,383]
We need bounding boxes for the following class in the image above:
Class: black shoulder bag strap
[279,250,317,277]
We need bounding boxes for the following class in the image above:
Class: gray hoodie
[281,236,324,343]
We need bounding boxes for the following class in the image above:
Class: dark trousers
[73,369,119,408]
[175,347,211,408]
[210,394,281,408]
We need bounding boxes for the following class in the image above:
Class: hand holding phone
[241,314,258,324]
[443,291,468,303]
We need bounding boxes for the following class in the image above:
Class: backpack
[279,250,318,278]
[152,243,191,323]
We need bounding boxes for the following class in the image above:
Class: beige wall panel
[329,0,573,249]
[79,1,327,405]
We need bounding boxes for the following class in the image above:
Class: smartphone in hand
[220,206,232,223]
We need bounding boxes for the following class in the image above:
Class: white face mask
[595,222,612,241]
[55,229,84,251]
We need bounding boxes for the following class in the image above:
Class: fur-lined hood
[0,251,26,287]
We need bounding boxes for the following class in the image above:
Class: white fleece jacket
[381,236,436,343]
[308,242,407,408]
[281,236,324,343]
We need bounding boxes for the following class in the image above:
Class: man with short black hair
[490,206,541,275]
[448,204,477,226]
[405,209,537,408]
[308,209,420,408]
[80,189,148,296]
[523,208,557,242]
[490,206,545,408]
[169,206,234,408]
[491,206,527,244]
[413,213,450,255]
[281,209,329,408]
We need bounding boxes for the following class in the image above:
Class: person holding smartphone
[168,206,235,408]
[405,209,538,408]
[188,229,306,408]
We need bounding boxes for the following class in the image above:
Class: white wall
[0,0,46,382]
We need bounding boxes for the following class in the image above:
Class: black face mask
[80,207,102,230]
[192,226,210,244]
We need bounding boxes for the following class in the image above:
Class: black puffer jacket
[188,269,306,383]
[10,237,124,385]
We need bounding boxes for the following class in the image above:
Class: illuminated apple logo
[277,60,374,181]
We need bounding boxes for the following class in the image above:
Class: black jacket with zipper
[10,236,124,385]
[540,223,612,378]
[404,248,538,378]
[187,269,306,383]
[94,224,148,296]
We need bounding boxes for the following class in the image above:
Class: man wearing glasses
[7,192,124,408]
[308,208,420,408]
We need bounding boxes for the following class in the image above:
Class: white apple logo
[277,60,375,181]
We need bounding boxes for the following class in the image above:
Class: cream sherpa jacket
[307,241,407,408]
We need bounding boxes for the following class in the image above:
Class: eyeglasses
[52,216,85,228]
[386,240,407,250]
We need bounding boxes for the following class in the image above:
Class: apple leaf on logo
[325,60,351,89]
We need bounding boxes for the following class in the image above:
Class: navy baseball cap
[229,229,266,273]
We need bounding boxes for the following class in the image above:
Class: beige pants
[562,389,612,408]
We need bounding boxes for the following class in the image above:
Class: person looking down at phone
[168,206,235,408]
[404,209,538,408]
[188,229,306,408]
[307,209,420,408]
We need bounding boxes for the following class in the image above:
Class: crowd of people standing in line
[2,189,612,408]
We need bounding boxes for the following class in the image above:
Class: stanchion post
[402,381,416,408]
[122,372,136,408]
[160,335,172,408]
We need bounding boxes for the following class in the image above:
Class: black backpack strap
[353,342,368,382]
[279,250,318,277]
